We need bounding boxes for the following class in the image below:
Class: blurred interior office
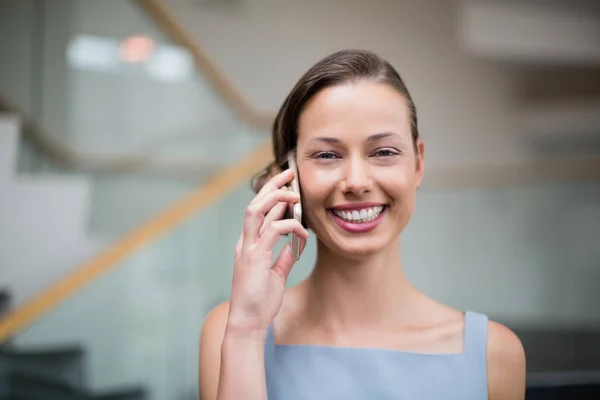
[1,0,600,399]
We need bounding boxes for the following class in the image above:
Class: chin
[331,237,392,260]
[314,212,402,261]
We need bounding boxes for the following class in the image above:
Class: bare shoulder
[199,301,230,400]
[200,300,230,352]
[487,320,526,400]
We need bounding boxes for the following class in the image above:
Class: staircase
[0,288,148,399]
[0,114,108,307]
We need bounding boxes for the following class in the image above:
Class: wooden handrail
[136,0,274,128]
[0,140,272,342]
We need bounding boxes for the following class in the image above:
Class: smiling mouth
[330,206,386,223]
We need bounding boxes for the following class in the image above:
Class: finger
[271,242,295,281]
[255,188,300,211]
[255,168,295,198]
[255,183,288,206]
[271,235,309,280]
[252,173,292,208]
[258,219,309,251]
[300,236,307,255]
[243,189,300,244]
[259,201,287,236]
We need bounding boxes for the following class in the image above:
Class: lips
[328,203,388,233]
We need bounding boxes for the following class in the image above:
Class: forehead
[297,81,411,143]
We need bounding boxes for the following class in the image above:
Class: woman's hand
[226,168,309,338]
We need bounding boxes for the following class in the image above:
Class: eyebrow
[311,132,399,144]
[367,132,398,142]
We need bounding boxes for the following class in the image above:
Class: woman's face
[296,80,424,259]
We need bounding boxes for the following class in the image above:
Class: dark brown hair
[251,49,419,193]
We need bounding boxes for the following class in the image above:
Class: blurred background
[0,0,599,399]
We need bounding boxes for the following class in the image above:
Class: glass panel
[0,0,268,308]
[3,0,270,398]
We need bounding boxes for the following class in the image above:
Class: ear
[414,138,425,189]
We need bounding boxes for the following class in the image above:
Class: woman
[199,49,526,399]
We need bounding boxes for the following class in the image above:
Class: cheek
[379,167,415,196]
[299,169,338,202]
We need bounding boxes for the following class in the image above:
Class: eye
[313,151,339,160]
[373,148,400,157]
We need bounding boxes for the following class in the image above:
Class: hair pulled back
[251,49,419,193]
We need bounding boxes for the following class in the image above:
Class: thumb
[300,237,307,254]
[271,242,296,281]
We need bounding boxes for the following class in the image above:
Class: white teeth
[332,206,384,223]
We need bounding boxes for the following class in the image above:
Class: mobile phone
[286,152,302,261]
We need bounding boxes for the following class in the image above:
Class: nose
[339,155,373,196]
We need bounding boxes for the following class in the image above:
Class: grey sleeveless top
[265,311,489,399]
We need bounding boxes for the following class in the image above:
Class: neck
[304,237,415,331]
